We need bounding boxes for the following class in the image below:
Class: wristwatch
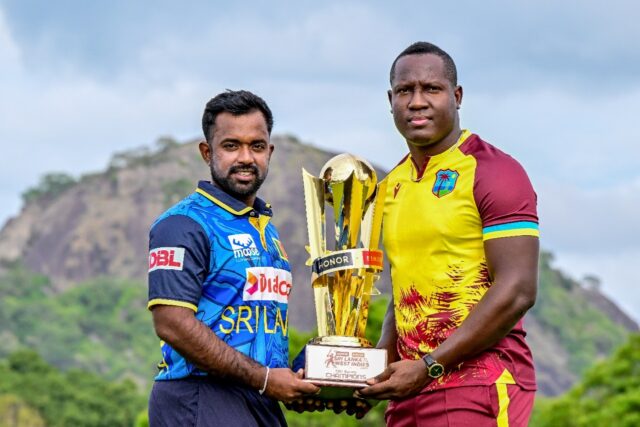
[422,354,445,379]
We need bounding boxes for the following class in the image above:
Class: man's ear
[455,85,463,109]
[198,140,211,164]
[387,89,393,107]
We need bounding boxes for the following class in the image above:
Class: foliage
[0,263,158,383]
[107,137,180,171]
[0,350,144,427]
[0,394,45,427]
[21,173,76,204]
[530,251,629,375]
[531,334,640,427]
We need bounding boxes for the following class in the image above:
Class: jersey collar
[409,130,472,180]
[195,181,273,217]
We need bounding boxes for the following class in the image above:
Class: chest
[383,160,482,250]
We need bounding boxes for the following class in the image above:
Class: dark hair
[389,42,458,86]
[202,90,274,141]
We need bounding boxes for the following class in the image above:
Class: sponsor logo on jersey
[149,247,185,272]
[242,267,292,303]
[228,233,260,259]
[432,169,460,198]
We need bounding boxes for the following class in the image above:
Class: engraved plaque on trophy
[302,153,387,393]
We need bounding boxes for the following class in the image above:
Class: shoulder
[461,134,538,229]
[150,213,210,250]
[461,134,535,194]
[460,134,529,178]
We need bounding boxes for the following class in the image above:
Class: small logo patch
[242,267,292,303]
[228,233,259,259]
[149,247,185,272]
[393,183,401,199]
[272,238,289,261]
[432,169,459,198]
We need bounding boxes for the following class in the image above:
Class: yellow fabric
[383,130,490,358]
[496,382,511,427]
[249,215,272,249]
[484,228,539,241]
[147,298,198,312]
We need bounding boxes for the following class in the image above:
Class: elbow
[514,280,537,314]
[153,320,174,343]
[151,306,189,344]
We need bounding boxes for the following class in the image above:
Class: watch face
[429,364,444,378]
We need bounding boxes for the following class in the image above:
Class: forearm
[154,307,265,390]
[431,236,539,369]
[376,296,400,363]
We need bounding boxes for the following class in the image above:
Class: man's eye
[252,144,266,151]
[222,143,237,150]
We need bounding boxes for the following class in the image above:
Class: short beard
[210,164,267,203]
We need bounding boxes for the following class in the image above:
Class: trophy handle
[302,169,326,260]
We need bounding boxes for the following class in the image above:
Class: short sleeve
[147,215,210,311]
[473,150,539,241]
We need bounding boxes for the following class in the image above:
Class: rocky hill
[0,136,637,396]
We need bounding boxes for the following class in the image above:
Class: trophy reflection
[302,153,387,390]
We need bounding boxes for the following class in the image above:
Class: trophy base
[303,337,387,389]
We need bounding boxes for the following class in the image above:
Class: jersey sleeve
[474,152,539,241]
[147,214,210,311]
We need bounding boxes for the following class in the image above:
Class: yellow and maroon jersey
[382,130,539,391]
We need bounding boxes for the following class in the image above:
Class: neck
[407,127,462,166]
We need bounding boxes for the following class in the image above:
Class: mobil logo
[243,267,292,304]
[149,247,185,272]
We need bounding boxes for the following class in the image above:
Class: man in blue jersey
[147,90,319,427]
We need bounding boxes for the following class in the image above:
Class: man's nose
[408,90,428,109]
[237,145,254,163]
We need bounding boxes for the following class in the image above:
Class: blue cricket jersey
[148,181,292,380]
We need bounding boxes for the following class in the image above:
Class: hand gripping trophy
[301,153,387,396]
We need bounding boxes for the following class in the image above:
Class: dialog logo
[228,234,260,259]
[149,247,185,272]
[243,267,292,303]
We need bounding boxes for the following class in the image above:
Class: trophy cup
[302,153,387,394]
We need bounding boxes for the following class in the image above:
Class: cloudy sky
[1,0,638,321]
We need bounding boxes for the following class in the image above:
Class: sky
[0,0,639,321]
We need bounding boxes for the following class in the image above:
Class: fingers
[298,381,320,395]
[366,365,393,385]
[357,380,394,398]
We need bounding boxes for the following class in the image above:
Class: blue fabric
[148,377,287,427]
[148,181,291,380]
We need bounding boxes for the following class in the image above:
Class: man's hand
[152,306,319,400]
[357,359,429,400]
[264,368,319,403]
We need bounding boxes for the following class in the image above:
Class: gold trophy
[302,153,387,392]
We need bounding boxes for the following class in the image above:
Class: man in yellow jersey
[358,42,539,427]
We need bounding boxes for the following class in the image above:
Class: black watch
[422,354,445,379]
